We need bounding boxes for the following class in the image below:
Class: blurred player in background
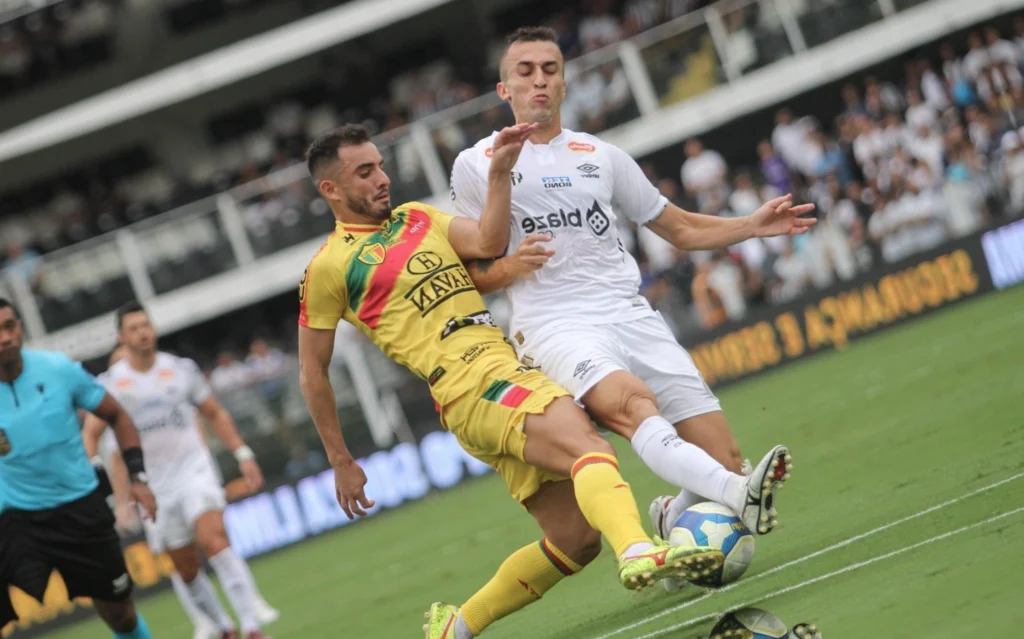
[451,27,814,567]
[91,345,279,639]
[295,124,724,639]
[83,302,275,639]
[0,298,157,639]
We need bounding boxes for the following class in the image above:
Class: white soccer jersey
[450,128,669,337]
[100,352,218,499]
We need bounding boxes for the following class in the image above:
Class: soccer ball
[708,608,789,638]
[668,501,754,587]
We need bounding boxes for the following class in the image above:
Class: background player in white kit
[83,303,274,639]
[90,346,278,639]
[450,27,815,564]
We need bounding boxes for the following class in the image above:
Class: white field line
[593,472,1024,639]
[631,506,1024,639]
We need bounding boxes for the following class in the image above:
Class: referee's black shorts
[0,486,133,627]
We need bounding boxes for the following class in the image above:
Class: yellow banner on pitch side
[688,248,982,387]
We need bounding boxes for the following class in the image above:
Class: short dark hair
[115,300,146,330]
[0,297,19,320]
[500,26,560,79]
[306,124,373,179]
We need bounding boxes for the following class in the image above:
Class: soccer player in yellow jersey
[296,123,725,639]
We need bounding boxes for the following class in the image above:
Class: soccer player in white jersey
[91,346,279,639]
[82,303,273,639]
[450,27,816,562]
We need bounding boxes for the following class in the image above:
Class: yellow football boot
[617,538,724,591]
[422,602,460,639]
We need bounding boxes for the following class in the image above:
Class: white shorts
[151,470,227,551]
[516,314,721,424]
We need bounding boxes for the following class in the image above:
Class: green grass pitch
[45,286,1024,638]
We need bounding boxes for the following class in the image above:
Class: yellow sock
[570,453,651,557]
[460,538,582,635]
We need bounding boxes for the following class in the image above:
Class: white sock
[620,541,655,559]
[630,416,737,504]
[184,572,235,632]
[455,615,475,639]
[170,572,213,628]
[237,556,270,606]
[664,490,708,532]
[209,547,261,633]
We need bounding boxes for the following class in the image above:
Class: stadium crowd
[632,22,1024,331]
[0,0,713,266]
[3,5,1023,335]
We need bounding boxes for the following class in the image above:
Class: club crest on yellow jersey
[358,242,387,265]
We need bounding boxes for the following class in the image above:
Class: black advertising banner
[681,227,1013,389]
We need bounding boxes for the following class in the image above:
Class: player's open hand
[239,459,264,493]
[489,123,539,175]
[749,194,816,238]
[507,234,555,277]
[130,481,158,522]
[334,458,375,519]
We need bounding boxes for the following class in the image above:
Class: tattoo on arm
[474,258,496,274]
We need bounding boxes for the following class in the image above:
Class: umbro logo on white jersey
[577,163,600,178]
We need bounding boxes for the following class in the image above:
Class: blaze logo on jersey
[358,243,387,266]
[568,141,596,153]
[521,200,611,237]
[405,264,475,316]
[0,428,10,456]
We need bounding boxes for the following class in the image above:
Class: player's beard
[347,191,391,222]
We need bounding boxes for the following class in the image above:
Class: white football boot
[738,445,792,535]
[254,599,280,626]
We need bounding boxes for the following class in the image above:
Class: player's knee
[199,531,231,559]
[575,428,614,460]
[587,378,659,439]
[175,558,201,583]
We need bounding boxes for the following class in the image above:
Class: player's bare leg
[582,371,791,536]
[194,510,270,639]
[167,543,239,638]
[426,480,601,638]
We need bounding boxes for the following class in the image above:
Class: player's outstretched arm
[298,325,375,519]
[465,234,555,294]
[647,195,816,251]
[448,123,538,260]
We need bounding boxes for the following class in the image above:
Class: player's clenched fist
[506,234,555,278]
[333,458,375,519]
[489,123,539,174]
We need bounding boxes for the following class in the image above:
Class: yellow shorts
[438,354,570,503]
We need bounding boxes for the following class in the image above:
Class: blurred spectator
[210,350,251,394]
[680,138,727,208]
[2,242,43,292]
[578,0,623,53]
[1000,131,1024,214]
